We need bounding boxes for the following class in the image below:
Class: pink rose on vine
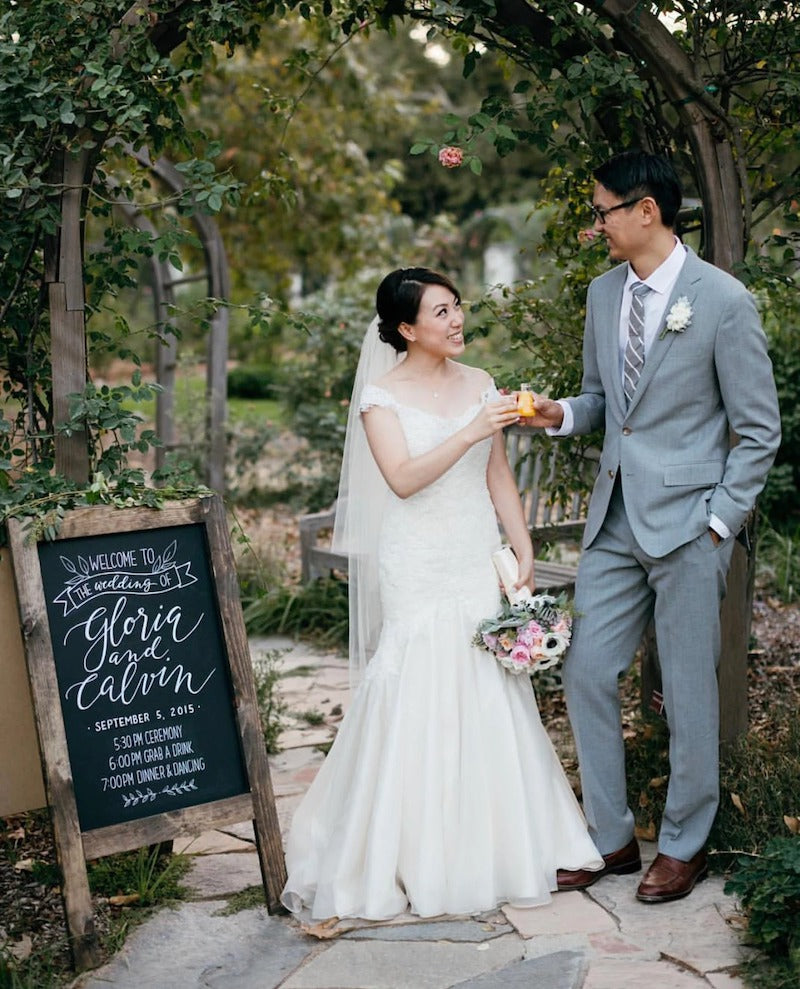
[438,146,464,168]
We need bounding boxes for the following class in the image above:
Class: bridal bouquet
[472,547,573,675]
[472,592,573,675]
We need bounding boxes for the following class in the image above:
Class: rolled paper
[492,547,533,605]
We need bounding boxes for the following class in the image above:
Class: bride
[281,267,602,921]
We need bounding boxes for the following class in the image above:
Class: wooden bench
[299,425,598,592]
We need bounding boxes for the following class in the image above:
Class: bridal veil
[331,316,401,688]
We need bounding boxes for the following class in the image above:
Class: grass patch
[252,649,289,754]
[711,722,800,865]
[283,665,316,678]
[214,885,267,916]
[241,576,349,652]
[625,712,800,866]
[119,370,285,431]
[297,709,325,727]
[737,955,800,989]
[0,938,72,989]
[757,521,800,605]
[88,843,191,906]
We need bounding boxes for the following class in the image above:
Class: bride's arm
[486,435,535,591]
[362,399,519,500]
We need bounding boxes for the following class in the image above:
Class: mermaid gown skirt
[281,389,602,920]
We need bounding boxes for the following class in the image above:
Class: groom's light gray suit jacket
[567,246,781,558]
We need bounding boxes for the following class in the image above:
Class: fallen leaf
[784,816,800,834]
[9,935,32,962]
[13,859,34,872]
[109,893,141,906]
[300,916,354,940]
[730,793,746,816]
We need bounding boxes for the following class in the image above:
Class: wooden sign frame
[8,495,287,970]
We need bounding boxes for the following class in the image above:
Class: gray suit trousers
[562,481,735,861]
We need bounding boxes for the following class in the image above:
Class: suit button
[622,427,632,435]
[608,469,615,478]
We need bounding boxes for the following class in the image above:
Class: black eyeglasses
[588,196,644,224]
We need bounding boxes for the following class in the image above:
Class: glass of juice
[516,383,536,417]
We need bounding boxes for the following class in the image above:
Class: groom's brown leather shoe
[556,837,641,891]
[636,849,708,903]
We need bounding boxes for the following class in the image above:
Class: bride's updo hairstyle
[375,267,461,353]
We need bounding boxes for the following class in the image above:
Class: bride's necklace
[427,371,450,399]
[407,358,454,400]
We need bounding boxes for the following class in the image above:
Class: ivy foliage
[0,2,270,526]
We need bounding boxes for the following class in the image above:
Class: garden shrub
[725,835,800,966]
[227,365,279,401]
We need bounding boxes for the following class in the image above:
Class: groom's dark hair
[594,150,682,229]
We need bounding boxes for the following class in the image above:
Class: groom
[528,150,780,903]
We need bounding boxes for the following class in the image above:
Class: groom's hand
[520,394,565,430]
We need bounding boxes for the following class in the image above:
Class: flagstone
[281,935,525,989]
[504,891,615,938]
[588,932,654,958]
[72,903,313,989]
[277,726,334,750]
[183,850,264,898]
[593,877,746,974]
[172,830,254,856]
[222,820,256,842]
[454,950,587,988]
[582,958,708,988]
[342,918,513,942]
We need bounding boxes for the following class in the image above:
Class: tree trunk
[45,148,91,484]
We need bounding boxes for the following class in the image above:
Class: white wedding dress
[281,384,602,920]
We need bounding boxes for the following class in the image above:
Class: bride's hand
[514,554,534,594]
[465,398,520,443]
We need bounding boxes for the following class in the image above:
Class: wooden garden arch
[114,146,230,494]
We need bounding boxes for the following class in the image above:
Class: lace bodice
[359,383,502,624]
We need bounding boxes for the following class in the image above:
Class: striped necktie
[624,281,650,406]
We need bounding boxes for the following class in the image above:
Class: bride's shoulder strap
[359,382,398,412]
[477,369,501,404]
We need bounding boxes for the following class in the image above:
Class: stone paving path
[72,636,750,989]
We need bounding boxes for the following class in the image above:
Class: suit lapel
[625,247,702,415]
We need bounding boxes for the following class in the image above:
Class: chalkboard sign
[37,522,248,831]
[8,496,286,970]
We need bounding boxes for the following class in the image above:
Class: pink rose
[517,627,536,647]
[511,644,531,667]
[438,146,464,169]
[577,228,596,244]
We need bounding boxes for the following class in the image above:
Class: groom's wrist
[546,400,571,436]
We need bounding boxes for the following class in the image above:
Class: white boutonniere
[660,296,692,339]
